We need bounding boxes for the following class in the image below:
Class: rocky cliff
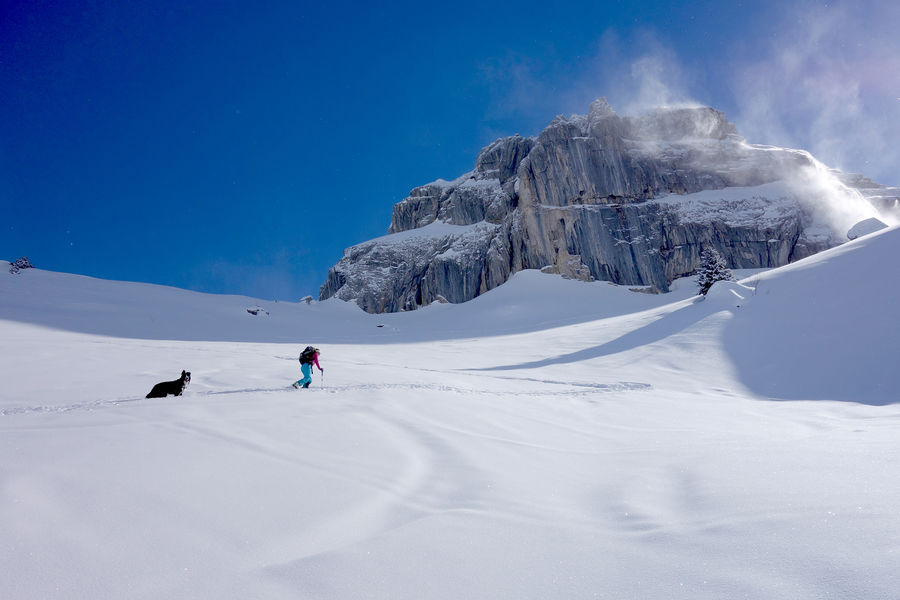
[320,99,900,313]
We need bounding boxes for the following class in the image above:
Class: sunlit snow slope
[1,227,898,600]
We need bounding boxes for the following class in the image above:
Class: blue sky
[2,0,898,300]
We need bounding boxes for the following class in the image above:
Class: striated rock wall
[321,99,899,313]
[319,222,504,313]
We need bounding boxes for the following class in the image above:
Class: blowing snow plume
[783,153,897,243]
[732,1,900,188]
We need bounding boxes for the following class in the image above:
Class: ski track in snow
[0,380,652,417]
[259,401,497,571]
[0,395,148,416]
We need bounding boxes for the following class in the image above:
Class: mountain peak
[320,99,899,313]
[588,97,617,121]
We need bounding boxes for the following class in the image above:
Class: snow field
[1,227,899,599]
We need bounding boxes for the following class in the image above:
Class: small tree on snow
[697,248,733,295]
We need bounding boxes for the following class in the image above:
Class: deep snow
[1,227,899,599]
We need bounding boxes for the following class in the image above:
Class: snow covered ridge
[320,98,900,313]
[0,256,704,343]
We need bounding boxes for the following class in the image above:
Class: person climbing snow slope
[293,346,323,389]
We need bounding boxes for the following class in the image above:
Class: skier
[293,346,323,389]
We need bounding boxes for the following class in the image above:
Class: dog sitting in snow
[146,370,191,398]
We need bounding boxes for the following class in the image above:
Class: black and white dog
[146,370,191,398]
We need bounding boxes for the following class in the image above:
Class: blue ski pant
[297,362,312,387]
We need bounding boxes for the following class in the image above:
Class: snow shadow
[719,230,900,405]
[721,281,899,405]
[474,301,707,371]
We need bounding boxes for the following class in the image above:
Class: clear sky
[2,0,898,300]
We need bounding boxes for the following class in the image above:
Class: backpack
[299,346,316,364]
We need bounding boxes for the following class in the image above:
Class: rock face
[320,99,900,313]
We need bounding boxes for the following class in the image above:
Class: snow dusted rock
[321,99,896,313]
[473,135,534,185]
[319,222,503,313]
[847,217,888,240]
[388,137,530,235]
[8,257,34,275]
